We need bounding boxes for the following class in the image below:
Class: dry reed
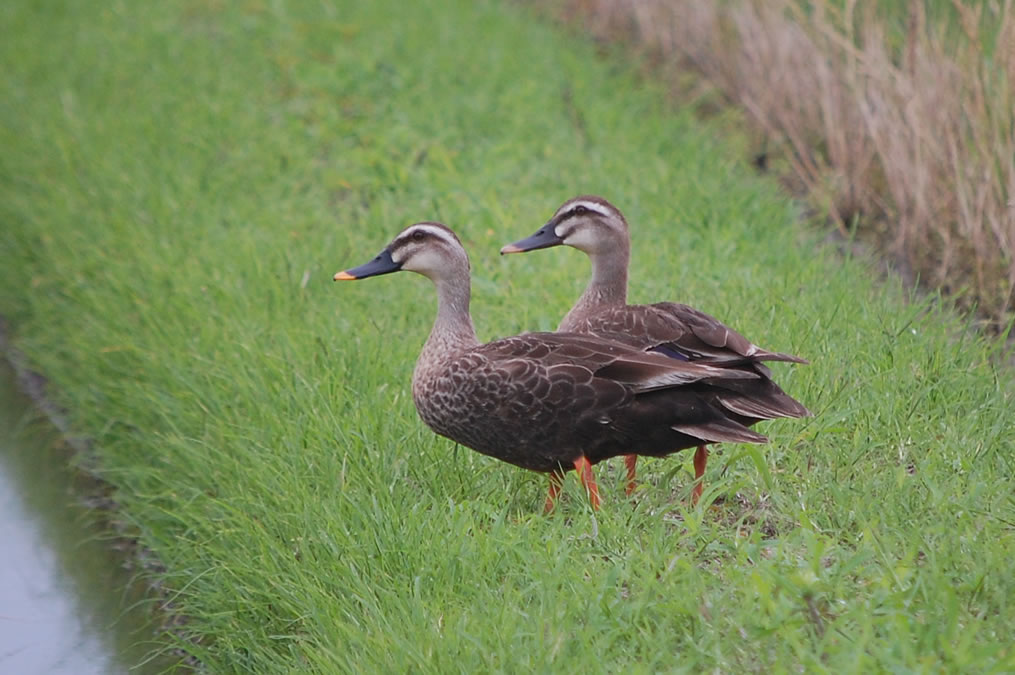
[558,0,1015,327]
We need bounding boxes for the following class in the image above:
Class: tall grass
[562,0,1015,327]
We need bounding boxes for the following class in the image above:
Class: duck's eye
[572,205,588,216]
[412,230,426,241]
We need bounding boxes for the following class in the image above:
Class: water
[0,363,175,674]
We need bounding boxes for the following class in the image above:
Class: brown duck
[336,222,778,511]
[502,196,811,503]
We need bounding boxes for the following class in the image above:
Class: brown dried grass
[558,0,1015,327]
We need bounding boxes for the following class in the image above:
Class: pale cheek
[402,260,432,275]
[564,228,599,253]
[402,249,445,276]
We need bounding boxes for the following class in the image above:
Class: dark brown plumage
[411,331,765,474]
[502,196,811,502]
[336,222,778,511]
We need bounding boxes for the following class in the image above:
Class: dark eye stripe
[395,223,461,250]
[560,202,608,220]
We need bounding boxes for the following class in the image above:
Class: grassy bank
[2,0,1014,671]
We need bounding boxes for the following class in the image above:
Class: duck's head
[335,222,470,283]
[501,195,629,257]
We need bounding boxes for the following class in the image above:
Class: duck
[335,221,777,512]
[501,195,810,503]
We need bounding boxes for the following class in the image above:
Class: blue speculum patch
[650,344,691,361]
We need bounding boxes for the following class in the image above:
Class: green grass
[2,0,1014,671]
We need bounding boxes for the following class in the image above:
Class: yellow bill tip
[499,244,523,255]
[333,270,357,281]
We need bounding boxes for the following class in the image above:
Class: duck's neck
[419,272,479,366]
[560,245,629,330]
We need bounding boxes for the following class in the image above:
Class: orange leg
[624,454,638,495]
[544,469,566,514]
[573,456,601,509]
[691,445,709,505]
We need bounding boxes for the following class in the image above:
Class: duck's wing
[572,303,808,365]
[656,303,809,364]
[479,332,760,393]
[421,333,777,470]
[707,377,812,420]
[466,333,770,456]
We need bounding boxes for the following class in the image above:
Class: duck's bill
[499,225,564,254]
[333,249,401,280]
